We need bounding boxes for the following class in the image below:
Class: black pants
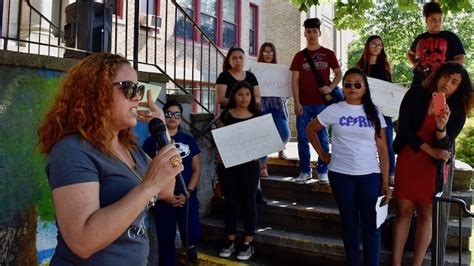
[218,161,259,237]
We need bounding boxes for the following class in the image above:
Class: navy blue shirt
[143,131,201,185]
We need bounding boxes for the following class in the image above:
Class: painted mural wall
[0,61,217,265]
[0,65,64,265]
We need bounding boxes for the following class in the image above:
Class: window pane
[249,29,255,54]
[140,0,156,14]
[200,14,217,43]
[249,7,255,30]
[223,22,236,48]
[177,0,193,10]
[175,9,194,39]
[222,0,235,23]
[200,0,217,16]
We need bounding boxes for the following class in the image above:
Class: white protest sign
[368,77,409,118]
[249,62,292,97]
[376,195,388,229]
[211,114,284,168]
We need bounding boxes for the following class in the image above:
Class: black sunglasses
[113,81,145,100]
[165,111,182,119]
[344,82,364,89]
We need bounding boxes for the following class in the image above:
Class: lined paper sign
[250,62,292,97]
[368,77,408,118]
[211,114,284,168]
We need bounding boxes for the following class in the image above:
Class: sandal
[278,151,288,160]
[259,163,269,177]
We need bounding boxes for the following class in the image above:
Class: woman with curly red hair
[38,53,181,265]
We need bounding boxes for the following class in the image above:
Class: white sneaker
[219,240,235,258]
[236,242,254,260]
[318,173,329,184]
[295,172,312,184]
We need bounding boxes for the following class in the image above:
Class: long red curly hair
[38,53,138,156]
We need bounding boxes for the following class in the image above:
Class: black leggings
[218,161,259,237]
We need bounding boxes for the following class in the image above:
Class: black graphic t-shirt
[410,31,464,84]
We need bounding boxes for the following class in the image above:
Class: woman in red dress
[392,63,472,266]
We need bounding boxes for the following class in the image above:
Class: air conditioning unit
[140,15,162,28]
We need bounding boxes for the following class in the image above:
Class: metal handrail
[25,0,63,34]
[432,196,474,266]
[2,0,224,142]
[431,143,473,266]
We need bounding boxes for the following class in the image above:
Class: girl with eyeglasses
[215,46,261,114]
[37,53,181,265]
[253,42,291,205]
[356,35,395,185]
[142,100,202,265]
[392,63,472,266]
[216,81,262,261]
[257,42,291,172]
[306,68,391,266]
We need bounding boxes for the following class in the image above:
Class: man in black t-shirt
[407,2,465,87]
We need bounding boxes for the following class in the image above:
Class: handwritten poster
[249,62,292,97]
[368,77,409,118]
[211,114,285,168]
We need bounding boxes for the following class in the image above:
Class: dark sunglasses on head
[165,111,182,119]
[113,81,145,100]
[344,82,364,89]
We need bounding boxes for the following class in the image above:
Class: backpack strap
[302,48,325,87]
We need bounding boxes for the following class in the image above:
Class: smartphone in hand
[432,92,446,116]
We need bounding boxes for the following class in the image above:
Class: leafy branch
[291,0,473,30]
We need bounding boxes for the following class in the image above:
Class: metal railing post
[133,0,139,70]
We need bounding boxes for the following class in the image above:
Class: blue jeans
[296,104,329,174]
[259,109,291,164]
[384,116,395,176]
[151,192,201,266]
[328,171,381,266]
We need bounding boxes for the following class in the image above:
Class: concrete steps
[200,154,472,265]
[200,216,471,266]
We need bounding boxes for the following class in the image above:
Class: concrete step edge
[260,175,333,193]
[200,216,471,265]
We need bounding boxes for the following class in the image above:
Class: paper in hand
[376,195,388,229]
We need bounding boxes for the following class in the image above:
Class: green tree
[346,2,473,83]
[456,124,474,168]
[290,0,472,21]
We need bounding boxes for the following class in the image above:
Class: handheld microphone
[148,118,189,197]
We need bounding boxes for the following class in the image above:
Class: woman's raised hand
[143,144,183,199]
[137,90,165,122]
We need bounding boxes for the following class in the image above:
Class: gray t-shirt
[46,134,150,266]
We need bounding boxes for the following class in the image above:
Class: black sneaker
[219,239,235,258]
[236,242,254,261]
[187,246,198,263]
[256,189,267,205]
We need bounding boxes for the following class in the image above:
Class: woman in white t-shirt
[306,67,391,266]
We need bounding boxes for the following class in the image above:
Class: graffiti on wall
[0,65,64,265]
